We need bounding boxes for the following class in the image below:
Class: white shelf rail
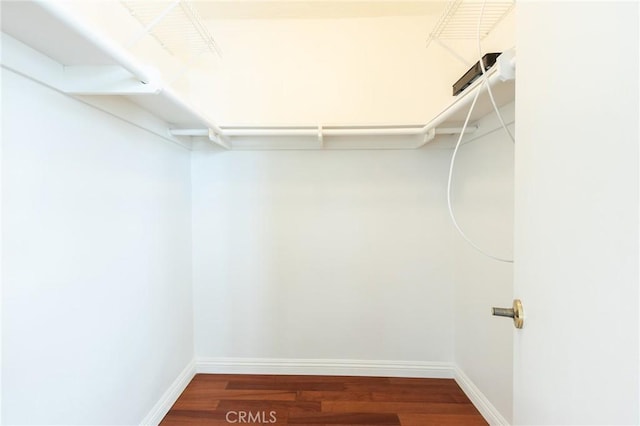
[170,125,478,139]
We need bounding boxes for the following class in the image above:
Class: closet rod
[224,127,428,137]
[170,126,478,138]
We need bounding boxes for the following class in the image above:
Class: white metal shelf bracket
[423,128,437,145]
[208,128,230,149]
[0,34,159,96]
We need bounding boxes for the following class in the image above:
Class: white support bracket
[317,125,324,147]
[423,125,478,145]
[169,128,230,150]
[208,128,231,150]
[1,33,159,95]
[423,128,437,145]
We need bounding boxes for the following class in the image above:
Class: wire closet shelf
[426,0,514,48]
[121,0,221,60]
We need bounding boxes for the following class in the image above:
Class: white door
[513,1,639,424]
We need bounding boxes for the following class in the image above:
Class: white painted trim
[140,359,196,426]
[195,357,454,379]
[454,366,510,426]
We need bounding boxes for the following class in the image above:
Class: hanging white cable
[478,0,515,143]
[446,83,513,263]
[445,0,514,263]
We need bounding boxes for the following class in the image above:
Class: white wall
[190,10,514,127]
[191,15,456,126]
[1,70,194,425]
[191,147,455,364]
[445,104,515,423]
[514,1,639,424]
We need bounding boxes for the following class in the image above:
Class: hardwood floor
[160,374,487,425]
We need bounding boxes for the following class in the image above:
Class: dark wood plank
[188,374,231,386]
[227,381,345,391]
[161,410,229,426]
[216,399,321,413]
[322,401,481,415]
[169,379,226,411]
[287,412,400,425]
[210,374,382,384]
[297,390,372,402]
[399,413,488,425]
[185,389,297,401]
[370,390,461,403]
[163,408,289,425]
[345,382,462,393]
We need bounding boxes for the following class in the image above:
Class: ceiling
[192,1,449,20]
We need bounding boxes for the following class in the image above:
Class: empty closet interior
[2,1,637,425]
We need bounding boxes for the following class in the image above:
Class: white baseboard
[195,357,454,379]
[141,358,508,426]
[140,359,196,426]
[454,366,510,426]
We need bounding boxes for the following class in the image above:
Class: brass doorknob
[492,299,524,329]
